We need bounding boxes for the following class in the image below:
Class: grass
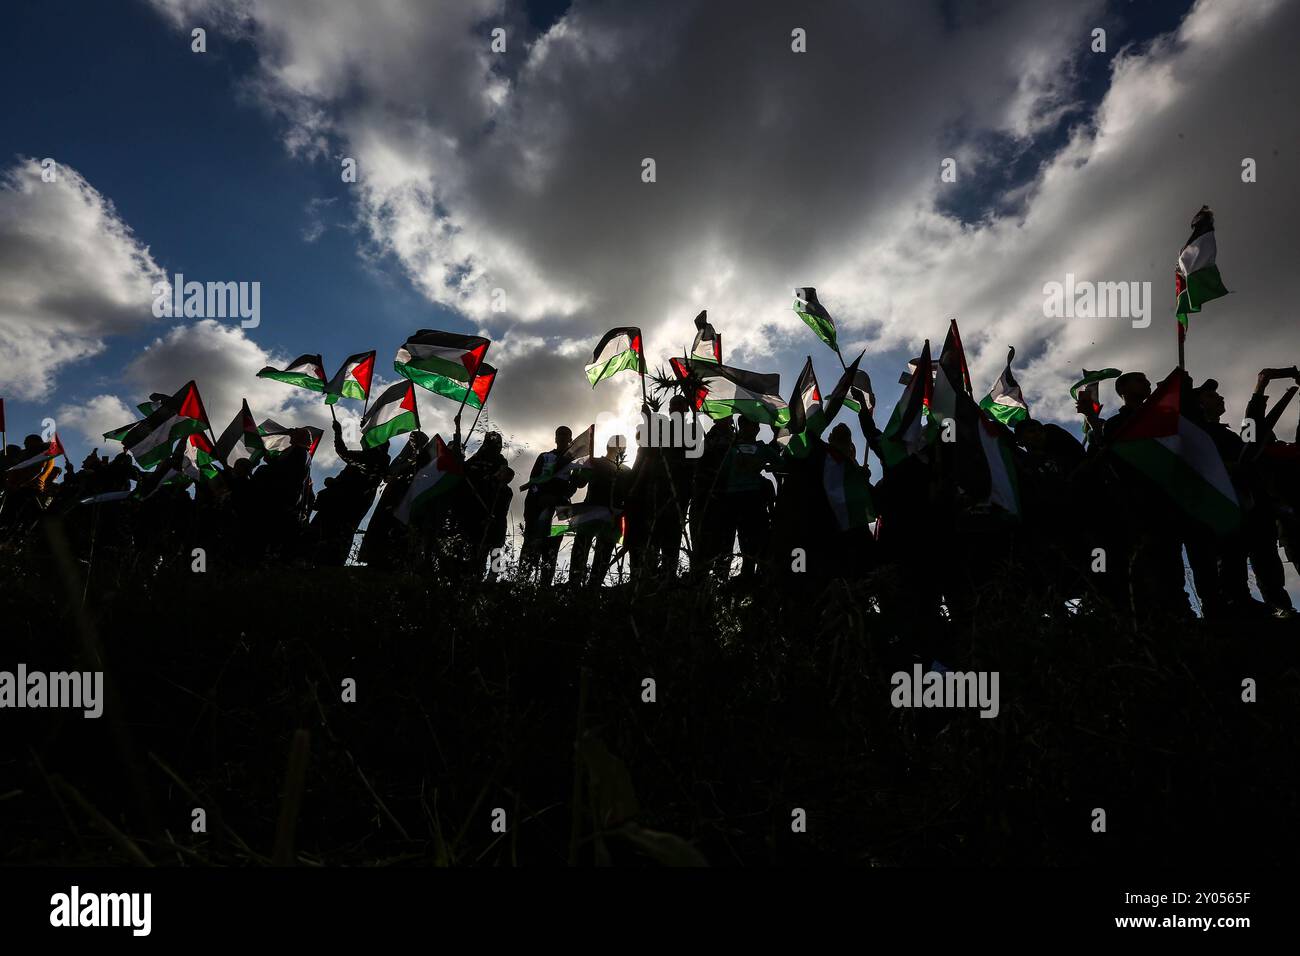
[2,526,1297,867]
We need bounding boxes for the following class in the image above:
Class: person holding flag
[520,425,589,584]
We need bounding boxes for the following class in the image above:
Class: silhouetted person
[717,417,779,578]
[360,431,428,568]
[520,425,580,584]
[626,396,695,579]
[309,420,389,566]
[570,436,629,588]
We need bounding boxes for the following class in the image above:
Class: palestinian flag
[180,432,220,482]
[841,370,874,414]
[930,319,973,429]
[136,393,170,415]
[136,448,186,499]
[976,414,1020,515]
[979,346,1029,426]
[555,424,595,481]
[1070,367,1121,440]
[794,288,838,353]
[360,381,419,448]
[669,356,710,410]
[778,357,824,455]
[121,381,211,470]
[1109,369,1239,534]
[446,362,496,410]
[586,328,645,387]
[214,399,267,468]
[931,321,1020,513]
[6,433,65,472]
[103,397,168,444]
[690,311,721,364]
[102,419,139,443]
[821,351,866,425]
[259,420,324,459]
[257,354,327,393]
[823,446,875,531]
[550,503,620,536]
[395,435,462,525]
[1175,205,1229,336]
[324,351,376,405]
[694,363,790,426]
[393,330,490,393]
[879,340,932,467]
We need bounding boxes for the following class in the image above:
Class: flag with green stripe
[1175,205,1229,336]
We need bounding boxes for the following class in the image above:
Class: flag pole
[466,399,487,443]
[639,335,649,406]
[1177,324,1186,371]
[453,364,482,453]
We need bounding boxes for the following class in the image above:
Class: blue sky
[5,0,1293,493]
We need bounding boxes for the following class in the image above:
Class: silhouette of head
[482,431,503,455]
[1115,372,1150,405]
[1195,379,1225,421]
[555,426,572,450]
[668,395,690,416]
[737,418,760,441]
[828,423,854,458]
[1015,418,1046,454]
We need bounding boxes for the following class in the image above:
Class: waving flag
[794,288,838,353]
[979,346,1029,426]
[394,330,490,395]
[6,433,65,472]
[1070,368,1122,440]
[690,311,721,364]
[448,362,497,409]
[360,381,420,448]
[555,425,595,480]
[930,319,973,429]
[1175,205,1229,337]
[879,341,932,467]
[136,393,170,415]
[840,369,874,414]
[214,400,267,468]
[395,435,463,525]
[1109,370,1239,534]
[690,362,790,426]
[181,433,220,481]
[324,351,376,405]
[779,357,824,455]
[259,421,324,459]
[257,354,327,393]
[930,321,1019,513]
[121,381,211,470]
[551,503,621,537]
[586,328,645,387]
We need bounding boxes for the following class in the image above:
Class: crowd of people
[3,361,1300,629]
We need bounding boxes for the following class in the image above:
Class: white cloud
[0,158,164,400]
[53,394,135,452]
[127,0,1300,456]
